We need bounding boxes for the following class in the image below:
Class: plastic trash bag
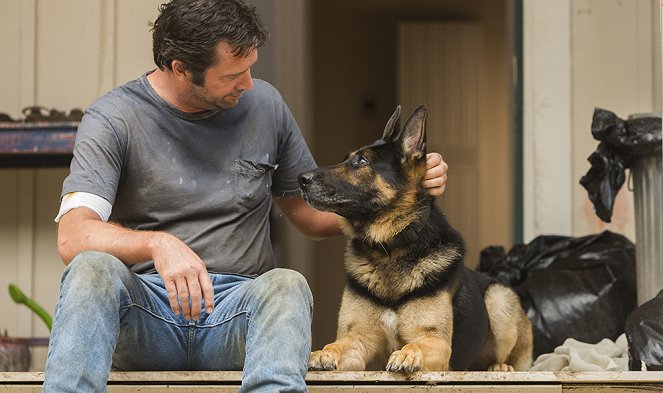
[625,289,663,371]
[477,231,637,358]
[580,108,662,222]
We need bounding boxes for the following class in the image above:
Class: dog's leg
[506,309,533,371]
[387,292,453,372]
[309,288,389,371]
[481,284,533,371]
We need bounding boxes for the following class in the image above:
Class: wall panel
[570,0,655,239]
[116,0,163,84]
[35,0,105,110]
[0,0,159,371]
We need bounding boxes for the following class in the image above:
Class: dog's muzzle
[298,170,336,205]
[298,171,316,190]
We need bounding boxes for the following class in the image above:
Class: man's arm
[57,208,214,320]
[273,196,343,240]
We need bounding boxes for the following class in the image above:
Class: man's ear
[171,60,189,78]
[381,106,402,141]
[398,105,427,160]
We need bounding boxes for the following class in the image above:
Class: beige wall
[0,0,163,370]
[523,0,660,242]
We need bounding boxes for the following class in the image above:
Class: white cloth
[530,334,629,371]
[54,192,112,223]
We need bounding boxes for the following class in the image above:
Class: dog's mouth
[298,170,363,215]
[299,184,340,212]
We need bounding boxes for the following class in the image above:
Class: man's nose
[238,69,254,91]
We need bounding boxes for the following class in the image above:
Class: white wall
[523,0,660,241]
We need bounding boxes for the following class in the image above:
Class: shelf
[0,122,78,168]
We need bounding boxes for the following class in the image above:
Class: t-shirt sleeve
[271,101,317,197]
[61,107,126,205]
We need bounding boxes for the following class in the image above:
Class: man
[43,0,449,392]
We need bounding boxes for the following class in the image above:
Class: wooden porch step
[2,371,662,392]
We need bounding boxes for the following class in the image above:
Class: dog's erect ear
[399,105,427,159]
[381,106,402,141]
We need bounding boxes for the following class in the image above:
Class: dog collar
[372,203,432,255]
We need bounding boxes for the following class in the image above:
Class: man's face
[184,42,258,111]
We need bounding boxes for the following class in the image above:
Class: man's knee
[62,251,131,295]
[258,268,313,309]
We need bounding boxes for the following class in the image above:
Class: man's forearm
[57,207,214,320]
[57,207,162,265]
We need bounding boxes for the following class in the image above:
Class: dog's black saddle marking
[449,269,495,370]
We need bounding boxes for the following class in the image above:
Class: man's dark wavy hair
[151,0,269,86]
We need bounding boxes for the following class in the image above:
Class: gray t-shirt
[62,72,316,275]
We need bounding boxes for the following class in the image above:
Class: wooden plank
[0,388,41,393]
[0,387,561,393]
[1,371,662,393]
[2,371,663,384]
[563,385,663,393]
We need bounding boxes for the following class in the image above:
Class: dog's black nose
[298,171,315,187]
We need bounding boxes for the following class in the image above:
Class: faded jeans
[43,251,313,393]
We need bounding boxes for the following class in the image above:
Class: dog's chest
[379,309,401,351]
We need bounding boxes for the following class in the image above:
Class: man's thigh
[191,269,313,371]
[112,270,312,371]
[112,273,253,371]
[111,273,192,370]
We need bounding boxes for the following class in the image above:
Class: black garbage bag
[477,230,637,358]
[580,143,626,222]
[580,108,662,222]
[625,289,663,371]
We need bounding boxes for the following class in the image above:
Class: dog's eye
[352,155,369,167]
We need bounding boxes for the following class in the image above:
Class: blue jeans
[43,251,313,393]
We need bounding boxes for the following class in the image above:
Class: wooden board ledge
[1,370,663,384]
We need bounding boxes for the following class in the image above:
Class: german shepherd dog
[298,105,532,372]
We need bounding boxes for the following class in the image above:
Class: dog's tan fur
[301,105,533,373]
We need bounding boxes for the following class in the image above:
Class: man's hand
[424,152,449,197]
[150,233,214,320]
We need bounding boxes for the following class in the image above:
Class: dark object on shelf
[579,108,661,222]
[477,231,637,358]
[21,106,84,123]
[0,107,82,167]
[626,289,663,371]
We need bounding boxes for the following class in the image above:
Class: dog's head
[298,105,429,220]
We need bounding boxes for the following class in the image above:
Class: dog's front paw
[309,349,339,371]
[488,363,515,372]
[386,348,423,374]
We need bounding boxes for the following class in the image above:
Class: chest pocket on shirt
[234,159,278,209]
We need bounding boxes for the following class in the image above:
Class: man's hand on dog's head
[423,152,448,197]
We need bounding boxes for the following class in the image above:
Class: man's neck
[147,69,203,113]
